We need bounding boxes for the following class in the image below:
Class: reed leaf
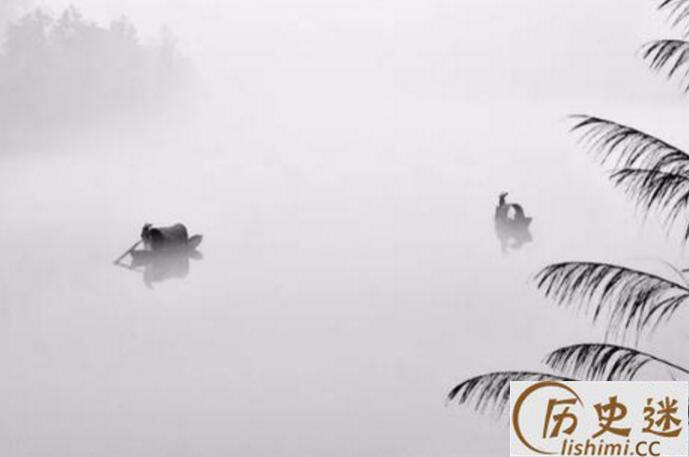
[659,0,689,31]
[570,115,689,174]
[611,168,689,240]
[641,39,689,91]
[543,343,689,380]
[447,371,574,416]
[535,262,689,339]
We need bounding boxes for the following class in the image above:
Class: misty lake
[4,100,673,456]
[3,1,689,456]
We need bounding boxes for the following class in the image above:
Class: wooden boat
[130,234,203,263]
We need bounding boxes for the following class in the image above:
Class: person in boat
[494,192,533,252]
[495,192,510,222]
[141,223,190,250]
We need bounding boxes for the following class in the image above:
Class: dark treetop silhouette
[0,6,192,146]
[449,0,689,418]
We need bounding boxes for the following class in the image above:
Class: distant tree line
[0,6,193,139]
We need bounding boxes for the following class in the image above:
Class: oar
[113,240,142,264]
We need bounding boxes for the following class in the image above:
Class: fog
[2,1,689,456]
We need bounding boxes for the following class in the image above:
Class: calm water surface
[1,102,684,456]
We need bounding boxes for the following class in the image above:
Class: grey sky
[13,0,678,108]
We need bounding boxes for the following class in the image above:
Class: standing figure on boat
[494,192,533,253]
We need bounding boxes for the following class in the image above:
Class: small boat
[113,224,204,286]
[130,234,203,262]
[495,192,533,252]
[129,235,203,260]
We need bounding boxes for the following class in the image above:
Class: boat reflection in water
[114,223,203,287]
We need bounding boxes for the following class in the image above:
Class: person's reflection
[131,249,203,288]
[494,192,533,253]
[115,244,203,288]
